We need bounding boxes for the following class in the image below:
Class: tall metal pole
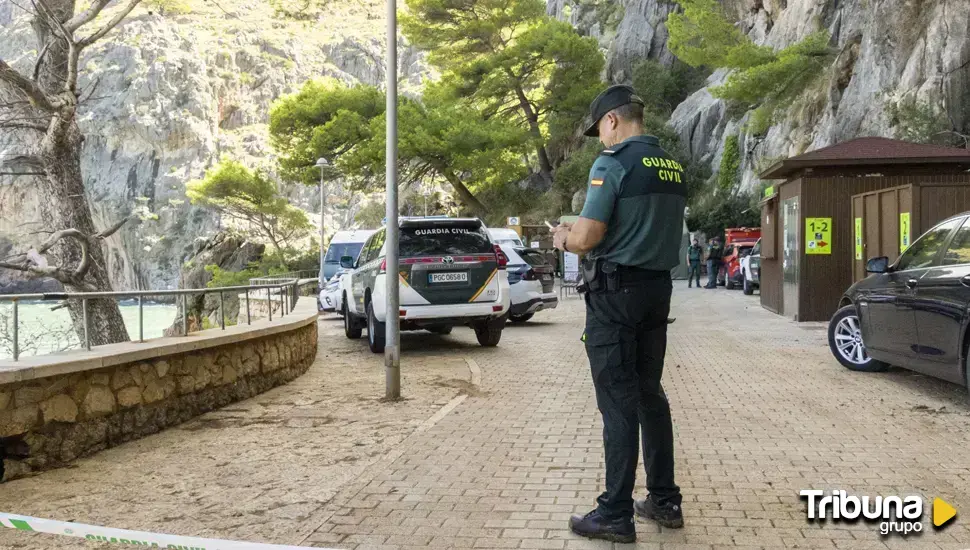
[318,163,327,291]
[385,0,401,400]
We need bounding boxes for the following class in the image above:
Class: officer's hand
[552,224,570,251]
[549,221,572,234]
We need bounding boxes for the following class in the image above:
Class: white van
[487,228,524,247]
[322,229,376,281]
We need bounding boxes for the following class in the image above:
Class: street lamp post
[385,0,401,399]
[315,158,329,291]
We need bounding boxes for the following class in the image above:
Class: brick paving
[3,286,970,549]
[302,286,970,549]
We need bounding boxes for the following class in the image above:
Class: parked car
[828,212,970,391]
[319,269,348,314]
[741,238,761,295]
[341,217,511,353]
[488,228,524,247]
[499,244,558,322]
[322,229,376,281]
[720,242,756,289]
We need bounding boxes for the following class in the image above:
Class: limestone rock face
[552,0,970,190]
[0,0,430,292]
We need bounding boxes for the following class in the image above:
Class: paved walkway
[300,286,970,549]
[3,286,970,549]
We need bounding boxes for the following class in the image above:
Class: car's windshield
[400,222,493,256]
[324,242,365,263]
[518,249,549,267]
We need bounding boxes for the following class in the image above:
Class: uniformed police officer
[552,85,685,543]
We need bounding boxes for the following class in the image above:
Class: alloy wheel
[834,315,869,365]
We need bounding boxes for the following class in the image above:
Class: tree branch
[64,0,113,32]
[33,0,75,46]
[0,59,57,111]
[33,41,52,82]
[77,0,143,48]
[0,217,134,287]
[92,215,132,239]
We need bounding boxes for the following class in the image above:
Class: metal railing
[248,269,319,286]
[0,279,315,362]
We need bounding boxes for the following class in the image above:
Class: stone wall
[245,295,286,321]
[0,321,317,481]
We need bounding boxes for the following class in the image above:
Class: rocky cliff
[0,0,427,292]
[551,0,970,191]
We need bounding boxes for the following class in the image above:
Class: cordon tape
[0,512,335,549]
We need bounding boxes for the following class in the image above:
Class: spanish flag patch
[590,178,604,187]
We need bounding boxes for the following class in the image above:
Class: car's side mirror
[866,256,890,274]
[340,255,355,269]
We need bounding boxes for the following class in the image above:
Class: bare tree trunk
[40,117,130,345]
[435,165,488,218]
[510,81,554,189]
[0,0,135,345]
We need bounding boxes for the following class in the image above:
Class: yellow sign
[854,218,863,260]
[900,212,911,252]
[806,217,832,255]
[933,498,957,527]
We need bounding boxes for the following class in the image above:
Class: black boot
[634,497,684,528]
[568,510,636,543]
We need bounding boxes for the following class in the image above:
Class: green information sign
[806,217,832,255]
[764,185,774,198]
[854,217,863,260]
[900,212,911,252]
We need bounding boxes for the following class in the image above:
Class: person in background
[704,237,723,289]
[686,238,702,288]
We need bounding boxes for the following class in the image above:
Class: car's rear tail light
[494,245,508,269]
[379,259,387,273]
[399,309,407,317]
[492,305,503,312]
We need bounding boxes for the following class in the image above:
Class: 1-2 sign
[809,219,829,232]
[805,217,832,255]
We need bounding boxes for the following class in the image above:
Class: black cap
[583,84,645,137]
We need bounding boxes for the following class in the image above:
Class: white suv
[340,217,511,353]
[500,244,558,322]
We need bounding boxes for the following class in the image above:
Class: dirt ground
[0,315,472,549]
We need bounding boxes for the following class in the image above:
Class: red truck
[719,227,761,289]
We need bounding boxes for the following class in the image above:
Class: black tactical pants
[583,271,681,520]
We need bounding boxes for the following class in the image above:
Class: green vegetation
[186,160,312,263]
[717,135,740,190]
[668,0,834,128]
[270,80,529,217]
[885,96,955,145]
[401,0,604,187]
[686,192,760,238]
[711,32,832,118]
[666,0,774,70]
[631,60,709,117]
[256,0,708,227]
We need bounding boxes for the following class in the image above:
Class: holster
[581,258,619,293]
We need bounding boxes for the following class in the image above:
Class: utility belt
[580,257,670,293]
